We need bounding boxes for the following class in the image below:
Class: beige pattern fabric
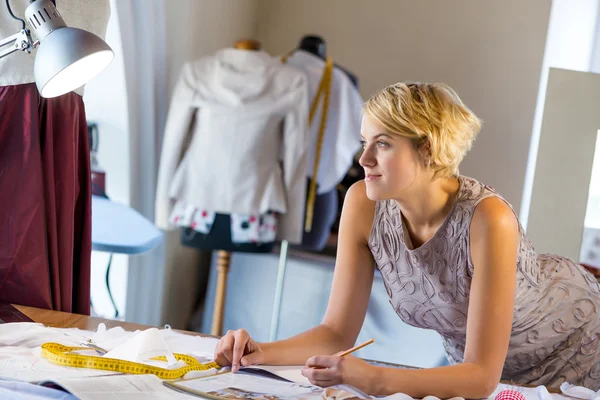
[369,175,600,389]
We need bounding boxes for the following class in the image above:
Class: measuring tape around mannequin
[41,342,220,380]
[281,53,334,232]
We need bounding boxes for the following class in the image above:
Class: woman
[214,83,600,398]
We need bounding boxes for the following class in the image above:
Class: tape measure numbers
[41,342,220,380]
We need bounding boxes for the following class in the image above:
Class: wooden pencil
[335,338,375,357]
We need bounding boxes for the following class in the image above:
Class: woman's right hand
[214,329,264,372]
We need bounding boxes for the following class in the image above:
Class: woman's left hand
[301,355,377,394]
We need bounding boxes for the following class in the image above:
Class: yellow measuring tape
[281,52,334,232]
[41,342,220,380]
[304,57,333,232]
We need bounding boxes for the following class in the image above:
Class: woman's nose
[359,148,375,168]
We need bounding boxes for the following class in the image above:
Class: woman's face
[359,115,424,201]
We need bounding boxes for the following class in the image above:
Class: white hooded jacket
[155,48,309,244]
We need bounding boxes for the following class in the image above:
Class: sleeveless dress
[369,175,600,389]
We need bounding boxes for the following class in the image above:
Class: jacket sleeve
[332,72,364,187]
[277,73,310,244]
[155,63,197,229]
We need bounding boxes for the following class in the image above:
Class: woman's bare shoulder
[341,180,377,243]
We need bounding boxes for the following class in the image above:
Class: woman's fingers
[213,338,221,360]
[302,356,344,387]
[301,367,338,387]
[302,366,332,381]
[306,355,339,369]
[218,331,236,365]
[215,330,262,371]
[240,350,260,367]
[231,329,249,372]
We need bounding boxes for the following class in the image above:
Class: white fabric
[230,212,277,243]
[284,50,363,194]
[169,201,278,244]
[324,381,572,400]
[0,322,219,382]
[0,0,111,95]
[559,382,600,400]
[155,48,310,244]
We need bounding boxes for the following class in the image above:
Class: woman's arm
[303,196,520,398]
[259,181,377,365]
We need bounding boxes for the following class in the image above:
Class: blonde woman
[214,83,600,397]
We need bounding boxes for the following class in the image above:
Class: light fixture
[0,0,114,98]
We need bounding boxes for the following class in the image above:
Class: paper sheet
[239,365,312,386]
[41,374,186,400]
[171,373,323,399]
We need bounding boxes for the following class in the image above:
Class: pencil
[309,339,375,370]
[335,338,375,357]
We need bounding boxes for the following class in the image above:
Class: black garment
[295,187,338,251]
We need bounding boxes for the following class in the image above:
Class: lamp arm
[0,29,34,59]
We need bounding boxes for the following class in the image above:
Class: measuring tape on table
[41,342,221,380]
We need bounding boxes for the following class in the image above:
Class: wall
[256,0,551,212]
[165,0,261,96]
[526,68,600,260]
[158,0,261,328]
[201,252,447,368]
[523,0,600,259]
[521,0,600,230]
[83,0,131,319]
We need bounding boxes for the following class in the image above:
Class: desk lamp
[0,0,113,98]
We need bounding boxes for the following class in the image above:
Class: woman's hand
[301,355,378,394]
[214,329,264,372]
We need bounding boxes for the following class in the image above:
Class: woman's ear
[417,138,432,167]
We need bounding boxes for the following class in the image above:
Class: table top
[9,305,561,394]
[13,304,210,337]
[92,195,163,254]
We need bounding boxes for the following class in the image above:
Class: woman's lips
[365,174,381,182]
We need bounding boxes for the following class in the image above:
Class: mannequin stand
[209,241,291,338]
[211,250,231,336]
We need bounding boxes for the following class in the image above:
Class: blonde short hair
[363,82,482,178]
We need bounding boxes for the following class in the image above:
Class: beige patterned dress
[369,175,600,389]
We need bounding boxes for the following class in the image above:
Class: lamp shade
[34,27,114,98]
[24,0,114,98]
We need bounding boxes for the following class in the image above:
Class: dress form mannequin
[298,35,359,89]
[233,38,262,51]
[291,35,360,252]
[159,37,309,336]
[179,38,274,253]
[192,38,271,336]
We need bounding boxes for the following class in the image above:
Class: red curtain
[0,83,91,314]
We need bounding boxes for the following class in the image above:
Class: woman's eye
[360,140,367,149]
[377,141,389,148]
